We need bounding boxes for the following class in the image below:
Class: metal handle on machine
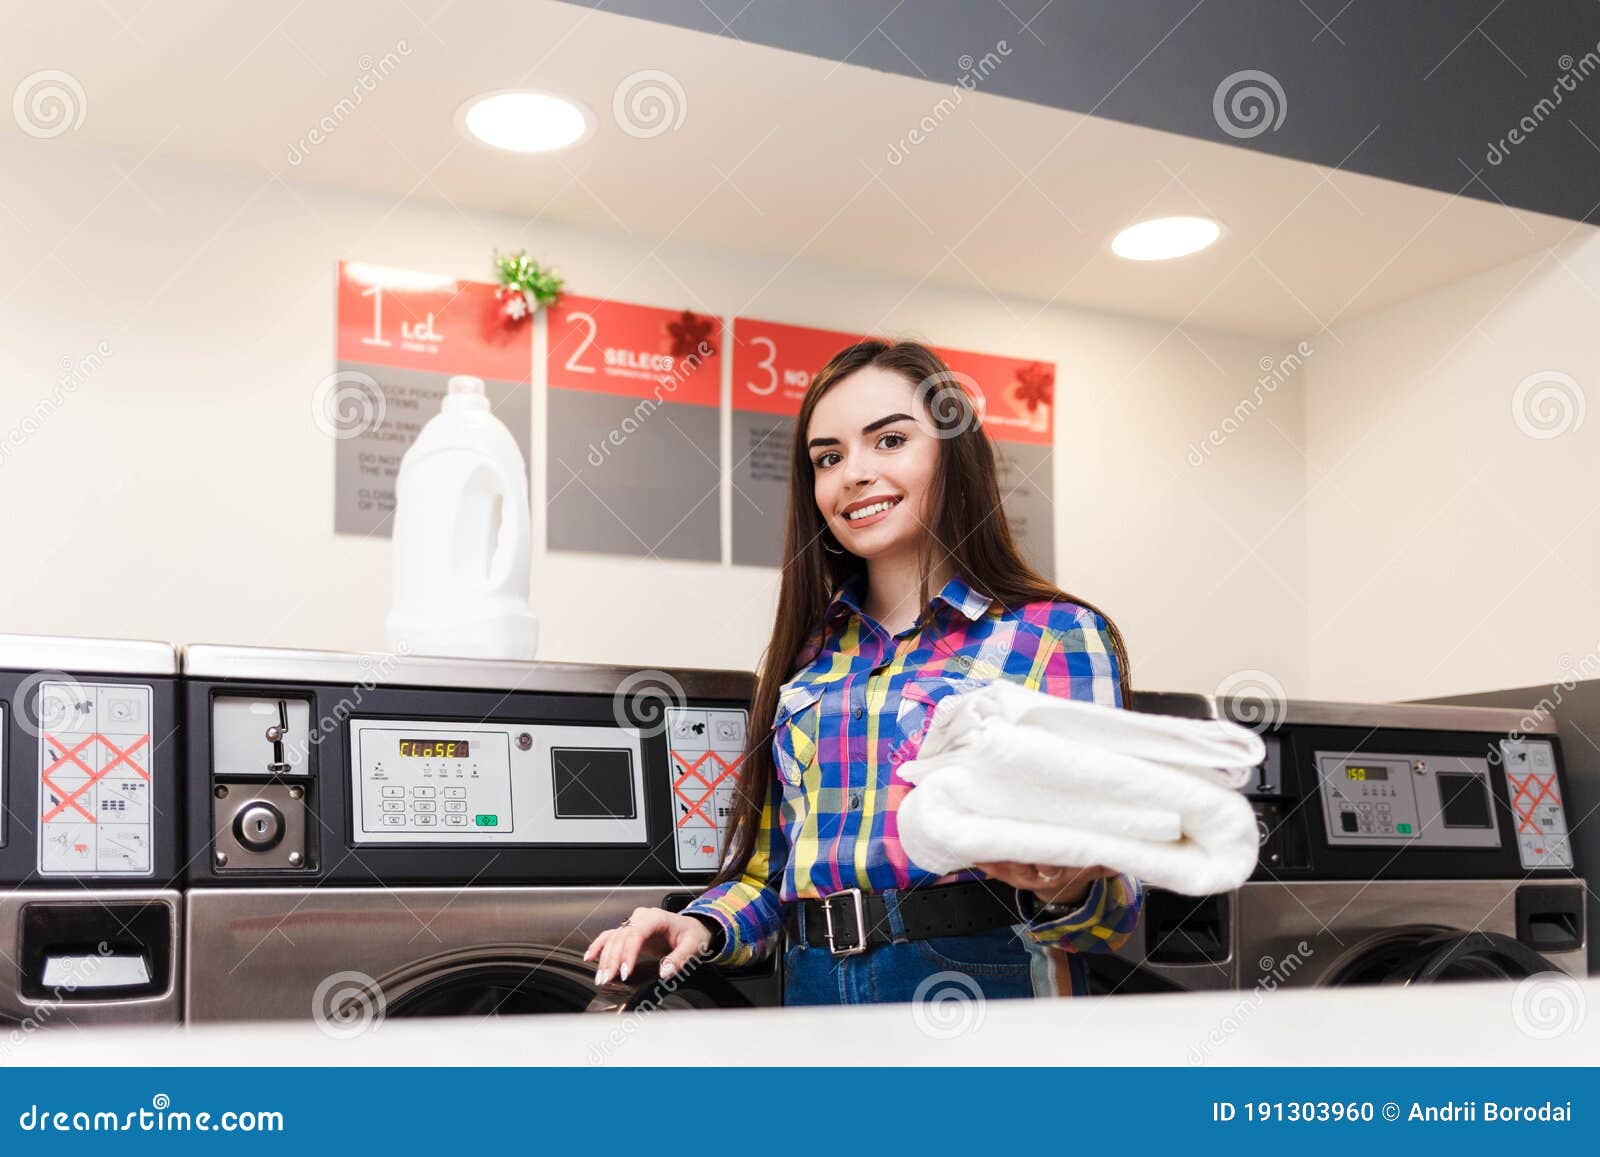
[265,699,292,774]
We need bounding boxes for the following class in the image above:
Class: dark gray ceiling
[561,0,1600,225]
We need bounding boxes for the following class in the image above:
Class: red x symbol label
[1509,771,1558,835]
[101,734,150,780]
[40,732,105,823]
[671,749,741,829]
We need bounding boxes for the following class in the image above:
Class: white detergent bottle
[386,375,539,660]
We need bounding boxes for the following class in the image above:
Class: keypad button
[412,787,436,799]
[382,786,404,798]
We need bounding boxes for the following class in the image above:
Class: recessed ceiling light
[456,90,594,153]
[1111,216,1223,261]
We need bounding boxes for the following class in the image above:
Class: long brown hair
[705,339,1133,892]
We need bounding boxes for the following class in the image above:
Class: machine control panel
[1317,750,1500,851]
[1498,739,1573,869]
[665,705,748,873]
[36,681,155,877]
[349,717,647,846]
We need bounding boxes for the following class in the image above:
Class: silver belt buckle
[823,887,867,956]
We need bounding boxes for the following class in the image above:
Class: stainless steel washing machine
[1088,694,1587,995]
[180,645,780,1022]
[0,634,184,1029]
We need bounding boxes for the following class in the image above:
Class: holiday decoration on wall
[493,248,565,325]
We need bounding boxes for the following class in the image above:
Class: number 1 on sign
[360,284,393,348]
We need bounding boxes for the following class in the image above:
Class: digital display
[1344,765,1389,781]
[397,738,471,759]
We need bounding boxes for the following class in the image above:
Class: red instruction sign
[731,317,872,417]
[547,294,722,407]
[335,261,530,381]
[930,344,1055,447]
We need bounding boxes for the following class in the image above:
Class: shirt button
[849,793,861,810]
[853,707,864,719]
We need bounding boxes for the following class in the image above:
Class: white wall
[1303,229,1600,701]
[0,138,1309,695]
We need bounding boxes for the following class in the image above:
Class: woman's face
[806,364,941,561]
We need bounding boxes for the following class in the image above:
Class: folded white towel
[917,679,1263,788]
[897,682,1264,897]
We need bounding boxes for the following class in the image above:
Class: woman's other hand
[974,860,1121,909]
[582,906,715,986]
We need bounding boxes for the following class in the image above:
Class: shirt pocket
[771,681,824,788]
[888,673,985,770]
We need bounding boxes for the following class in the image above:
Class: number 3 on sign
[746,336,777,395]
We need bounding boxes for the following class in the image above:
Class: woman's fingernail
[620,962,631,982]
[661,960,676,978]
[596,969,610,985]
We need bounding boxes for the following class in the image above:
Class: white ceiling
[6,0,1582,337]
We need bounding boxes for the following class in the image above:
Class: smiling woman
[584,339,1142,1005]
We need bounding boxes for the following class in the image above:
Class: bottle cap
[448,375,486,397]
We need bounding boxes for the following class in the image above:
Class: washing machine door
[373,948,753,1018]
[1327,930,1562,986]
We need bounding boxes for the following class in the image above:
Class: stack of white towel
[897,681,1264,897]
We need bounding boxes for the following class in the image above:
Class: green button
[1396,822,1412,833]
[475,814,498,827]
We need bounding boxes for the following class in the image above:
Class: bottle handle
[483,457,528,592]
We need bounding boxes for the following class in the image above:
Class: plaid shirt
[683,570,1144,973]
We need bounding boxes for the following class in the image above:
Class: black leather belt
[782,879,1025,956]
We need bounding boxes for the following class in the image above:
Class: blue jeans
[780,896,1059,1005]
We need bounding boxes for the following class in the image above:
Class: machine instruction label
[36,681,154,877]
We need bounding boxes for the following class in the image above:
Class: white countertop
[7,975,1597,1066]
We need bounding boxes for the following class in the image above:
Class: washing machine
[180,644,780,1023]
[1087,693,1587,995]
[0,634,184,1030]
